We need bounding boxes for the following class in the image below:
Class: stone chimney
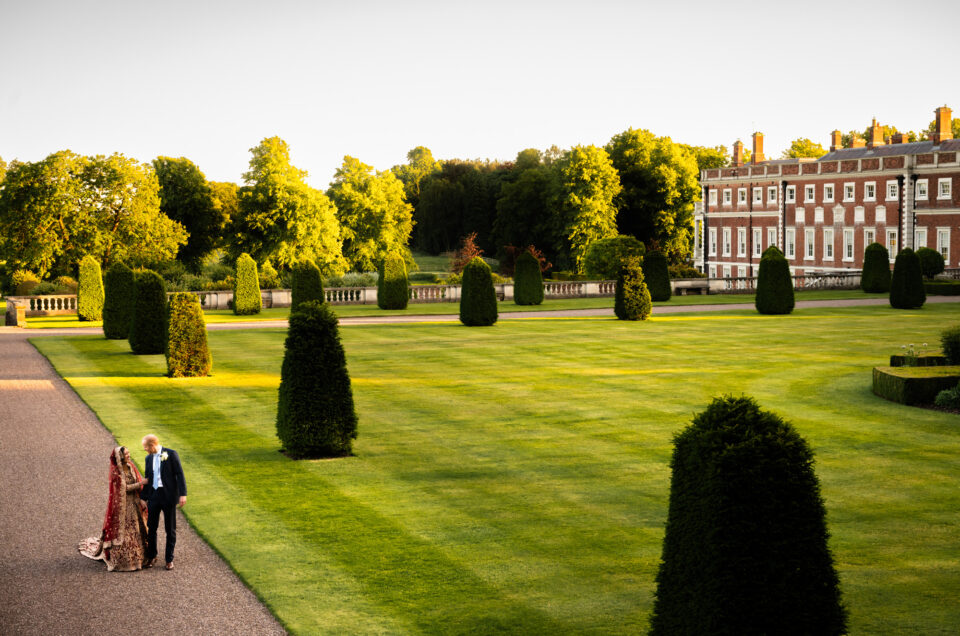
[931,105,954,145]
[867,118,885,148]
[850,135,866,149]
[830,130,842,152]
[732,140,744,167]
[751,132,765,164]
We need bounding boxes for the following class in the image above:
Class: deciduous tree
[782,138,827,159]
[391,146,440,209]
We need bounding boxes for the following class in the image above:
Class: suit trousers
[146,487,177,563]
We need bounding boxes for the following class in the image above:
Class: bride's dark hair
[118,446,128,465]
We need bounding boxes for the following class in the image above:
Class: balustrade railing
[715,271,862,293]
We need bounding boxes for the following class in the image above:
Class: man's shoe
[144,558,157,569]
[165,562,174,570]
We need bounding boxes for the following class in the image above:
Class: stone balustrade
[711,271,863,294]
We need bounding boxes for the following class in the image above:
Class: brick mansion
[693,106,958,279]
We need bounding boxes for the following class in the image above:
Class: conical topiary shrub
[233,253,261,315]
[276,301,357,458]
[513,250,544,305]
[755,249,795,315]
[291,259,325,312]
[78,255,105,321]
[650,395,847,636]
[642,251,671,302]
[614,256,652,320]
[762,245,783,259]
[165,292,212,377]
[459,257,498,326]
[861,242,891,292]
[378,253,409,310]
[103,261,136,339]
[889,247,926,309]
[129,270,167,355]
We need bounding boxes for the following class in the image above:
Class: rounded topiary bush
[233,253,261,315]
[889,247,926,309]
[650,395,847,636]
[940,325,960,364]
[378,253,409,310]
[103,262,136,340]
[459,257,498,326]
[916,246,945,280]
[614,256,651,321]
[128,270,167,355]
[861,242,891,292]
[642,251,671,302]
[583,235,646,280]
[276,301,358,458]
[755,250,795,315]
[513,250,544,306]
[291,259,325,312]
[77,255,105,321]
[166,292,211,377]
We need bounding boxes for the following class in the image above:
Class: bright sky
[2,0,958,189]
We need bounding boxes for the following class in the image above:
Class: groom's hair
[142,434,159,448]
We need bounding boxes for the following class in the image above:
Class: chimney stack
[891,132,909,144]
[751,132,765,164]
[867,118,885,148]
[830,130,842,152]
[931,105,953,145]
[850,135,866,149]
[732,140,744,167]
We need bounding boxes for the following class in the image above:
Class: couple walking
[78,434,187,572]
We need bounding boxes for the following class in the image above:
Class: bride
[79,446,148,571]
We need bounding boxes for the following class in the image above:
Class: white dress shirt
[153,446,164,489]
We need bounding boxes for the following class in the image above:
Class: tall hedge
[916,246,945,279]
[459,257,498,326]
[233,253,261,315]
[276,301,357,458]
[650,395,847,635]
[861,242,891,292]
[166,292,211,377]
[291,259,325,312]
[513,250,544,305]
[77,255,105,321]
[128,270,167,355]
[378,253,409,310]
[103,262,136,339]
[755,250,795,315]
[614,256,651,321]
[642,251,671,302]
[889,247,926,309]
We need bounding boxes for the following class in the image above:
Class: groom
[140,434,187,570]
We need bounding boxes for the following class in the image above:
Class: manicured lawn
[33,304,960,634]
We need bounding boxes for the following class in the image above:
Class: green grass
[32,304,960,634]
[412,251,452,274]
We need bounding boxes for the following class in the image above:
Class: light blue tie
[153,453,160,488]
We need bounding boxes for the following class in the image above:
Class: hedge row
[872,366,960,405]
[924,280,960,296]
[888,354,947,367]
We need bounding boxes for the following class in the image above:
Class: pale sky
[2,0,958,189]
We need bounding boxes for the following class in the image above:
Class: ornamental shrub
[941,325,960,364]
[513,250,544,305]
[276,301,358,458]
[11,270,40,296]
[291,259,325,312]
[165,293,211,377]
[259,261,282,289]
[103,262,136,339]
[642,251,671,302]
[755,250,795,315]
[762,245,783,259]
[614,256,651,321]
[650,395,847,636]
[128,270,167,355]
[934,383,960,409]
[916,246,945,280]
[77,255,105,321]
[861,242,891,292]
[53,276,79,294]
[889,248,926,309]
[233,253,261,315]
[378,253,409,310]
[459,257,498,326]
[583,235,645,280]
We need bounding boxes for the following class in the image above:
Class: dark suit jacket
[140,447,187,505]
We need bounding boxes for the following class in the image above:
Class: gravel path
[0,331,285,635]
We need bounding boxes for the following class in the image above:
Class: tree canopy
[782,138,827,158]
[391,146,440,210]
[492,150,559,262]
[678,144,729,171]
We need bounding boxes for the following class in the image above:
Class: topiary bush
[650,395,847,636]
[614,256,651,321]
[762,245,783,259]
[459,257,498,326]
[755,249,795,315]
[889,247,926,309]
[941,325,960,365]
[276,301,358,458]
[11,269,40,296]
[642,251,671,302]
[103,262,136,340]
[582,235,646,280]
[291,259,325,312]
[916,246,945,280]
[861,242,891,292]
[513,250,544,305]
[166,292,212,377]
[233,253,261,315]
[128,270,167,355]
[259,260,282,289]
[77,255,105,321]
[934,382,960,409]
[378,253,409,310]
